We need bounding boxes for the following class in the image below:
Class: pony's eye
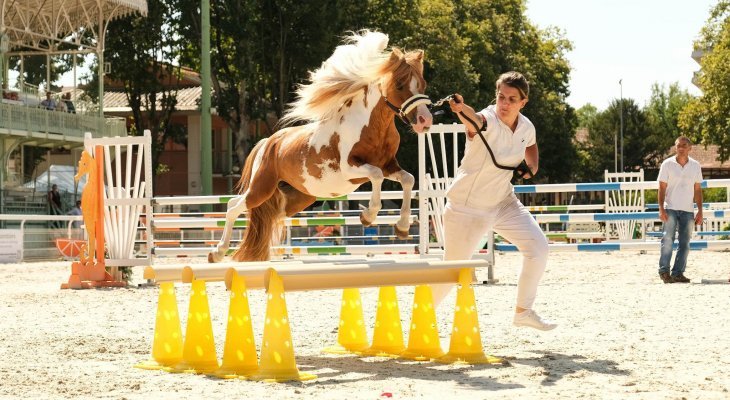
[396,85,404,91]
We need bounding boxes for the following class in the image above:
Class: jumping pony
[209,31,432,262]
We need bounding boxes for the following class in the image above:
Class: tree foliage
[93,0,186,182]
[644,83,692,164]
[679,0,730,161]
[577,99,654,180]
[101,0,576,188]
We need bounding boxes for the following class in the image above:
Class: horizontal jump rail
[151,244,418,257]
[495,240,730,252]
[532,209,730,223]
[151,215,416,229]
[512,179,730,194]
[152,191,416,206]
[145,259,488,292]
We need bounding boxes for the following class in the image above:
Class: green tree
[173,0,346,162]
[577,99,652,180]
[90,0,186,184]
[644,82,692,166]
[576,103,598,128]
[451,0,577,183]
[679,0,730,161]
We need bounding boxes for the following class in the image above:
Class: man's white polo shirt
[657,156,702,212]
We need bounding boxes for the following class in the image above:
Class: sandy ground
[1,250,729,400]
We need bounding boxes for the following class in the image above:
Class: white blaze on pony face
[408,76,432,133]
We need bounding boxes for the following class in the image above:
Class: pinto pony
[209,31,432,263]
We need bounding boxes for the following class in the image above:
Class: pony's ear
[389,48,404,63]
[412,50,424,62]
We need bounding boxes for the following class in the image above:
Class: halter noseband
[384,94,432,125]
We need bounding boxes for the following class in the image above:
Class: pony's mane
[281,30,396,125]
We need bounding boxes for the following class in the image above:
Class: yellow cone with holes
[437,269,502,364]
[361,286,405,357]
[165,279,220,373]
[248,269,316,382]
[134,282,183,370]
[400,285,444,361]
[212,273,259,379]
[323,288,369,354]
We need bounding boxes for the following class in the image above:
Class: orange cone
[135,282,183,370]
[248,269,316,382]
[400,285,444,361]
[212,273,259,379]
[165,279,220,373]
[322,288,369,354]
[361,286,405,357]
[437,269,502,364]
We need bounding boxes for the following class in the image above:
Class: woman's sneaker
[513,310,557,331]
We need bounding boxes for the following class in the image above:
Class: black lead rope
[440,94,532,179]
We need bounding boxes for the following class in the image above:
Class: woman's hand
[449,93,477,139]
[448,93,465,113]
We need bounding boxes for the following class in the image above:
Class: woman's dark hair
[496,71,529,99]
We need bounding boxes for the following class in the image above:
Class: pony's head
[75,150,95,181]
[379,48,432,133]
[281,30,432,133]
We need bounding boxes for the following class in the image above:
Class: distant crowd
[40,91,76,113]
[1,87,76,114]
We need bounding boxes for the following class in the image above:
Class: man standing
[657,136,703,283]
[48,184,63,228]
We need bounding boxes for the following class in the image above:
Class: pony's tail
[232,188,284,262]
[232,138,284,262]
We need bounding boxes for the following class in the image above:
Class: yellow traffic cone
[248,269,316,382]
[400,285,444,361]
[165,279,220,374]
[361,286,405,357]
[322,288,369,354]
[135,282,183,370]
[437,269,502,364]
[212,273,259,379]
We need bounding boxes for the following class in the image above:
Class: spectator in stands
[56,96,67,112]
[62,92,76,113]
[41,91,57,110]
[67,200,82,228]
[431,71,556,331]
[657,136,703,284]
[48,184,63,228]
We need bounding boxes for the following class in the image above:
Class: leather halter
[383,94,432,125]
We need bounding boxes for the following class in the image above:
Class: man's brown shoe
[672,274,690,283]
[659,272,674,283]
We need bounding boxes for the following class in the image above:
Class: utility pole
[619,79,624,172]
[200,0,212,204]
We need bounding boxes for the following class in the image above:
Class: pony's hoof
[208,252,222,263]
[359,213,373,227]
[395,225,410,239]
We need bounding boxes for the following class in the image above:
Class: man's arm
[693,182,703,226]
[658,181,668,222]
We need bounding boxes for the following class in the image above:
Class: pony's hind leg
[208,195,248,262]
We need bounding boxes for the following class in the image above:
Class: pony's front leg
[386,169,415,239]
[208,195,248,263]
[351,164,384,226]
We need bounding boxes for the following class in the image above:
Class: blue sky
[525,0,718,110]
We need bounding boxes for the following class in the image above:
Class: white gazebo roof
[1,0,148,53]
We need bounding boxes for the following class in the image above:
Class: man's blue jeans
[658,209,695,276]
